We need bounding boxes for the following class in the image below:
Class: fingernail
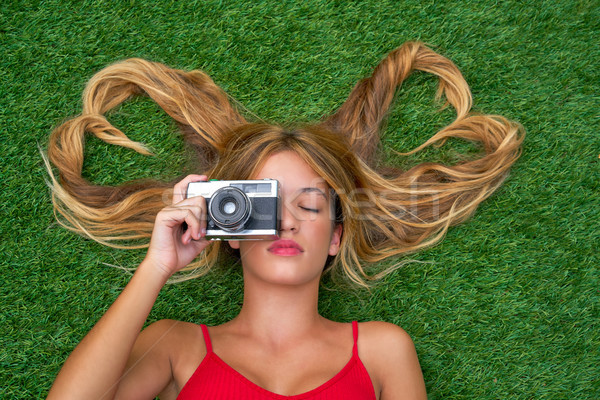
[201,228,207,236]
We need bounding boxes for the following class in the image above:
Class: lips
[267,239,304,256]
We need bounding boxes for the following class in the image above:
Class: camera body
[186,179,280,240]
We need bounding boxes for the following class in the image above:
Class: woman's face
[229,151,342,286]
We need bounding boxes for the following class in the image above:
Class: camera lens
[222,200,237,215]
[209,187,251,232]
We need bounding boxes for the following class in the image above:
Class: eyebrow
[297,187,328,198]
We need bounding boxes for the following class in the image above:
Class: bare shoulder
[141,319,202,343]
[357,321,427,400]
[138,319,207,371]
[115,320,206,400]
[358,321,414,350]
[132,319,200,355]
[357,321,416,371]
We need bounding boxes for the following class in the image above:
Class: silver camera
[186,179,280,240]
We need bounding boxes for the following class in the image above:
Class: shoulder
[132,319,202,355]
[358,320,414,346]
[357,321,427,400]
[141,319,202,343]
[137,319,208,371]
[115,320,206,400]
[357,321,416,365]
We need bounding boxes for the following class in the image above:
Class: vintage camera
[186,179,280,240]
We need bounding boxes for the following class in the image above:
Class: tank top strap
[200,324,213,354]
[352,320,359,357]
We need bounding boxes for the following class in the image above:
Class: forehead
[253,151,329,193]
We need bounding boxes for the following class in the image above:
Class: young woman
[45,42,523,399]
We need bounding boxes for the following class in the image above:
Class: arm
[47,175,209,400]
[360,321,427,400]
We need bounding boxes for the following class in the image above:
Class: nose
[279,199,299,233]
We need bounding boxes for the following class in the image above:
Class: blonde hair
[45,42,523,286]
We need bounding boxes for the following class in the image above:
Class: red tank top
[177,321,376,399]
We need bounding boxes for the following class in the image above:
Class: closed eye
[299,206,319,213]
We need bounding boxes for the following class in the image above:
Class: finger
[179,207,203,244]
[181,215,198,244]
[156,202,203,233]
[176,196,207,237]
[155,197,206,243]
[174,193,207,209]
[172,174,208,204]
[181,200,207,242]
[190,236,211,254]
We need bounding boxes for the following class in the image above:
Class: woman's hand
[143,174,211,278]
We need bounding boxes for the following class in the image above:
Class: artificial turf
[1,0,598,398]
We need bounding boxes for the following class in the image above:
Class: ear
[228,240,240,250]
[328,224,343,256]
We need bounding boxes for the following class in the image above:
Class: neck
[231,274,324,346]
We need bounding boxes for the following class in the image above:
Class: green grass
[1,0,599,398]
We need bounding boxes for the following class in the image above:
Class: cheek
[238,242,265,263]
[305,220,335,248]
